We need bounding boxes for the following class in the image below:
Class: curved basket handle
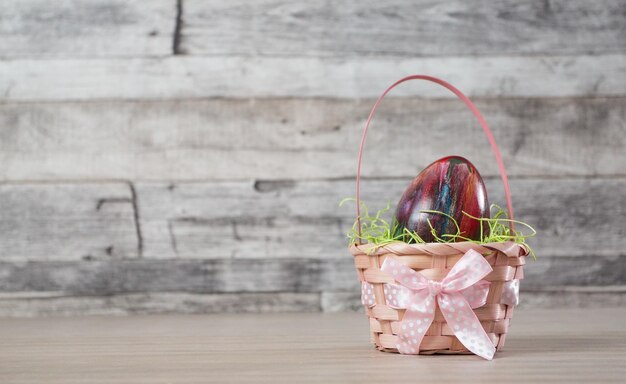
[355,75,514,242]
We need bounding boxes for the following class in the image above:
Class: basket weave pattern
[350,241,527,354]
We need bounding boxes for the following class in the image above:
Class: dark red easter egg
[394,156,489,242]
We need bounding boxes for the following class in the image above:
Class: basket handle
[355,75,515,242]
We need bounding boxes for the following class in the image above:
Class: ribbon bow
[379,249,496,360]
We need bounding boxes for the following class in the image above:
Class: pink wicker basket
[349,75,529,357]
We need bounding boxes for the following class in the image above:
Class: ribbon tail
[395,290,434,355]
[439,292,495,360]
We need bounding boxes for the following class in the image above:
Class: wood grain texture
[519,287,626,308]
[1,0,624,315]
[0,309,625,383]
[0,177,620,262]
[0,0,176,57]
[0,255,624,297]
[322,287,626,312]
[0,287,624,317]
[181,0,626,57]
[0,292,320,317]
[1,54,624,101]
[0,258,358,294]
[136,178,626,260]
[0,179,626,315]
[1,97,624,181]
[0,177,622,300]
[0,183,139,262]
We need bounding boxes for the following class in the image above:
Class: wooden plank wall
[0,0,625,316]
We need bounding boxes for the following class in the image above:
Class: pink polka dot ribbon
[501,279,520,307]
[378,249,497,360]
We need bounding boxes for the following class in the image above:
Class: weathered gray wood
[1,97,624,181]
[519,287,626,308]
[0,292,320,317]
[1,54,624,101]
[321,287,626,312]
[2,177,619,265]
[135,179,369,259]
[0,0,623,315]
[0,0,176,57]
[181,0,626,57]
[0,255,624,295]
[0,177,621,309]
[320,292,365,313]
[0,183,139,261]
[136,178,626,260]
[0,258,359,294]
[2,287,623,317]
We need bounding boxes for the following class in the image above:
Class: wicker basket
[350,75,529,357]
[350,242,526,354]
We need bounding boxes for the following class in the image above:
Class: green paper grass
[339,198,537,260]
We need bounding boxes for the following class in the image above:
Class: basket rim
[349,240,528,258]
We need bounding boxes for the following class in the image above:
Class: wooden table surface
[1,308,625,383]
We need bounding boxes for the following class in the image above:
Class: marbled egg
[393,156,489,242]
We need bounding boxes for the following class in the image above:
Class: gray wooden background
[0,0,625,316]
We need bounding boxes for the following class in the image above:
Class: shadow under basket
[349,241,528,354]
